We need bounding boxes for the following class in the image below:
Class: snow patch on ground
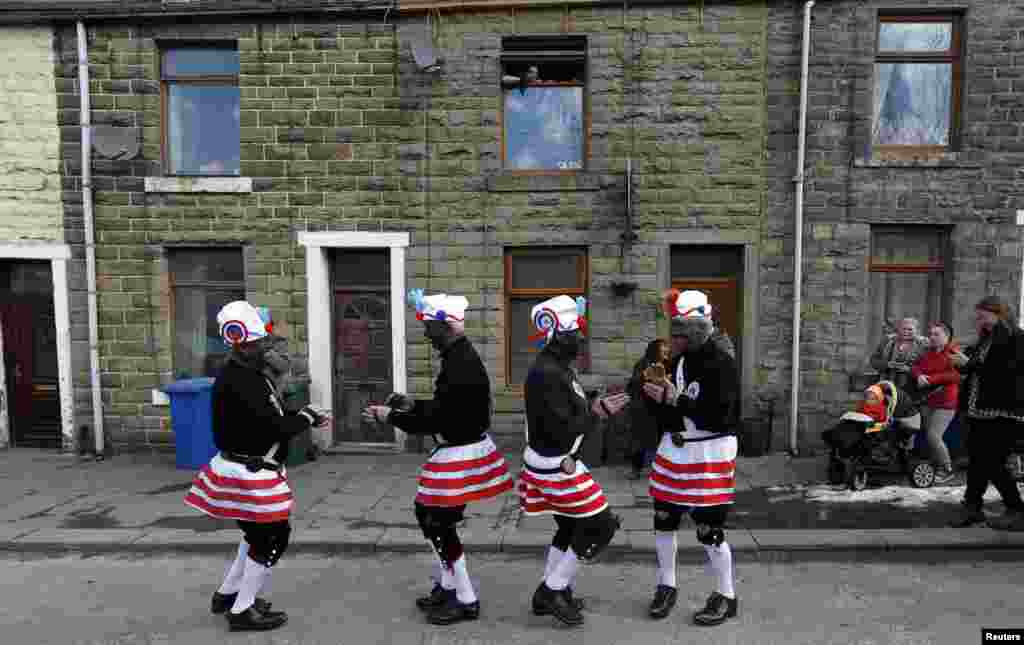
[765,484,1006,509]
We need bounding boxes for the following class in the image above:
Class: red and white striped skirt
[518,447,609,518]
[649,429,737,507]
[415,435,514,507]
[184,453,293,523]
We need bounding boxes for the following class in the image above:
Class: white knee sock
[704,542,735,599]
[543,546,565,580]
[430,546,456,591]
[451,555,477,604]
[655,532,678,588]
[545,547,580,591]
[217,539,249,595]
[230,556,270,614]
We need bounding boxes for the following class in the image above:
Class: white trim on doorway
[298,231,410,452]
[0,241,75,450]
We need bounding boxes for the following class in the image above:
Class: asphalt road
[0,550,1019,645]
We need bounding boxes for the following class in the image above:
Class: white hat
[663,289,712,321]
[529,294,587,346]
[216,300,274,346]
[407,288,468,323]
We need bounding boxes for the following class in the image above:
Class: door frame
[298,232,409,452]
[0,242,74,450]
[657,232,759,418]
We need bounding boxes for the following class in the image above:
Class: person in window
[184,301,328,632]
[519,294,629,627]
[641,290,740,627]
[869,317,928,392]
[362,291,514,625]
[910,322,961,484]
[626,339,671,479]
[949,296,1024,530]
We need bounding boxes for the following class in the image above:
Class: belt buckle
[670,432,687,448]
[560,456,576,475]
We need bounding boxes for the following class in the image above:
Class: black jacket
[524,349,597,457]
[388,336,492,444]
[651,340,740,436]
[626,358,662,453]
[957,323,1024,423]
[212,360,312,462]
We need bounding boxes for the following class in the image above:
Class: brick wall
[0,27,63,241]
[765,0,1024,449]
[53,18,397,449]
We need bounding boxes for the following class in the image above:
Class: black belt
[665,431,734,443]
[525,451,583,475]
[430,433,487,454]
[222,451,283,473]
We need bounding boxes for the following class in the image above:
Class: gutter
[789,0,814,456]
[77,21,105,456]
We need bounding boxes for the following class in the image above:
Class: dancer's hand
[361,405,392,424]
[592,392,630,417]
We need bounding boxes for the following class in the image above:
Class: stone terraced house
[0,0,1020,459]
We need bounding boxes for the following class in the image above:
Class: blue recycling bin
[163,378,217,470]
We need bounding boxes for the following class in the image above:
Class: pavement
[3,447,1024,562]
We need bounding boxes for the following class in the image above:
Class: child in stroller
[822,381,938,490]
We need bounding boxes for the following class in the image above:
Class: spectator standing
[910,322,960,484]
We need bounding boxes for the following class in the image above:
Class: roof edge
[0,2,394,25]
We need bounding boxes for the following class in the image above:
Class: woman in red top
[911,321,960,483]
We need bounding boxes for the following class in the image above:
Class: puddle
[145,516,234,532]
[140,482,192,496]
[346,520,420,531]
[60,505,121,529]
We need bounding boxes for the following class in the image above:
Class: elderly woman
[870,318,929,392]
[910,322,960,484]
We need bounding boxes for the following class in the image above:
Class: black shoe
[227,606,288,632]
[933,467,958,485]
[952,508,986,528]
[426,597,480,625]
[988,508,1024,531]
[532,583,584,626]
[648,584,678,620]
[416,583,456,612]
[210,592,272,615]
[693,592,738,626]
[533,585,584,615]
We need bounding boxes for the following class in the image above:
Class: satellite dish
[93,126,140,160]
[409,25,441,73]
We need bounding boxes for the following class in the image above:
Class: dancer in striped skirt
[363,290,513,626]
[184,301,329,632]
[641,290,740,626]
[519,295,630,626]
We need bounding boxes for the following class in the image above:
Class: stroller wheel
[910,460,936,488]
[828,459,846,485]
[849,470,868,491]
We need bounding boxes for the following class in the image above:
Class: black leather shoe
[693,592,738,626]
[951,508,986,528]
[648,584,678,619]
[416,583,456,612]
[426,598,480,625]
[532,583,584,626]
[533,585,583,615]
[210,592,272,615]
[227,606,288,632]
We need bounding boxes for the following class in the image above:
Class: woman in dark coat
[626,339,671,478]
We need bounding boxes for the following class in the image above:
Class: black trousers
[963,418,1023,511]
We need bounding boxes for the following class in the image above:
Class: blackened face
[552,329,585,361]
[423,320,450,352]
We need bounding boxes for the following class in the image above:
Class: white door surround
[0,242,74,450]
[298,231,410,451]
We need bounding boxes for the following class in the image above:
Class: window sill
[144,176,253,193]
[487,172,603,193]
[854,152,982,169]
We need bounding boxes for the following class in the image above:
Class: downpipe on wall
[789,0,814,456]
[77,21,105,457]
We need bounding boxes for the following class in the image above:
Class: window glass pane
[868,271,943,357]
[670,246,743,279]
[873,63,952,146]
[878,22,952,52]
[169,248,245,284]
[505,87,583,170]
[508,251,582,290]
[871,230,944,265]
[173,287,245,379]
[332,249,390,287]
[162,48,240,77]
[168,85,240,175]
[509,298,542,386]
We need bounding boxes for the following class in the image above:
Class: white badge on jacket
[572,380,586,399]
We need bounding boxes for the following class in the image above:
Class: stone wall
[765,0,1024,449]
[53,18,398,448]
[0,27,63,242]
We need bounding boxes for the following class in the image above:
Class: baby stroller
[822,383,939,491]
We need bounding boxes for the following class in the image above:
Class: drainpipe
[77,21,104,456]
[789,0,814,456]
